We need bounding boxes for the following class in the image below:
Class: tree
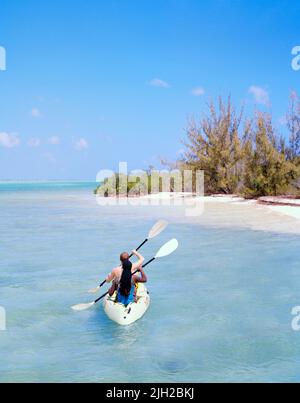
[242,113,298,197]
[179,96,300,197]
[181,97,244,194]
[286,91,300,163]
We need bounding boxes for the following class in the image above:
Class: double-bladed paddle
[88,220,168,294]
[71,238,179,312]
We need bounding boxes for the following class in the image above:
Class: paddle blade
[148,220,168,239]
[71,302,95,311]
[155,238,179,259]
[88,286,100,294]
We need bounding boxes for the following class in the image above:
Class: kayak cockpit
[103,284,150,326]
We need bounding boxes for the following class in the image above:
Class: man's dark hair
[120,252,129,262]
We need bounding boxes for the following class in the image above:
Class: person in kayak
[106,250,147,305]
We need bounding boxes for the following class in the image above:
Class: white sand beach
[136,192,300,235]
[141,192,300,219]
[204,194,300,220]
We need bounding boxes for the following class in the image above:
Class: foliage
[179,96,300,197]
[94,171,183,196]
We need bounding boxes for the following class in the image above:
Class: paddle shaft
[98,238,148,287]
[129,238,148,258]
[95,291,110,304]
[132,257,155,276]
[94,257,156,304]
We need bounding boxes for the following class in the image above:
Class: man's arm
[108,281,117,296]
[105,266,120,283]
[131,250,145,271]
[133,267,147,283]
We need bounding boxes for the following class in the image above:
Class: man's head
[120,252,129,262]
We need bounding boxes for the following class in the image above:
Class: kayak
[103,283,150,326]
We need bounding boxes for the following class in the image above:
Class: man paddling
[105,250,146,304]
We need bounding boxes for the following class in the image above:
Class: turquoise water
[1,184,300,382]
[0,181,98,192]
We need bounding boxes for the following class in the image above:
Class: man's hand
[131,250,145,270]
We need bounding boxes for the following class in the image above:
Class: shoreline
[136,192,300,221]
[204,194,300,220]
[257,196,300,207]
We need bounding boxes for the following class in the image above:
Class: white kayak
[103,284,150,326]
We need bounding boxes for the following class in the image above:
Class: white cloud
[149,78,170,88]
[248,86,270,106]
[31,108,42,118]
[28,137,41,147]
[74,138,88,151]
[0,132,20,148]
[48,136,60,145]
[191,87,205,97]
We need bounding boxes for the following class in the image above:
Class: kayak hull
[103,284,150,326]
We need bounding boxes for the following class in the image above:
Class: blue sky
[0,0,300,180]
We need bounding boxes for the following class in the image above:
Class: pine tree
[179,96,300,197]
[287,91,300,164]
[242,113,298,197]
[181,97,244,194]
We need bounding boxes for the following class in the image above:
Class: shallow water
[1,183,300,382]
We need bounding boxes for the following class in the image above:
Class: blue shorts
[117,285,135,305]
